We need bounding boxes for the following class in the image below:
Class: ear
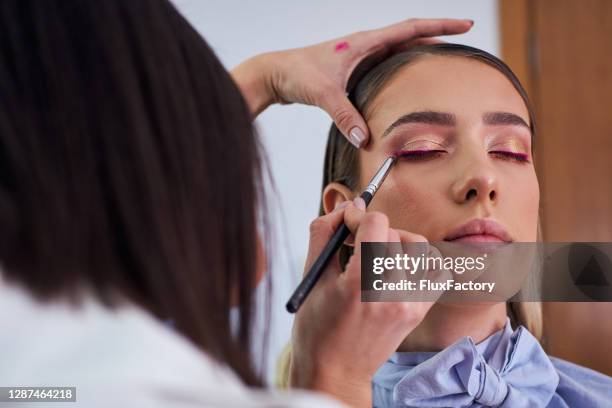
[322,182,355,215]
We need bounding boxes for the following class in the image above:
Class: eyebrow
[483,111,530,129]
[381,110,530,138]
[381,111,455,138]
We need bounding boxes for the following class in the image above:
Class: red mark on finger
[334,41,350,52]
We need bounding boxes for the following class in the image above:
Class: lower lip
[447,234,506,243]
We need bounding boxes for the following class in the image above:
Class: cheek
[507,172,540,241]
[366,169,445,239]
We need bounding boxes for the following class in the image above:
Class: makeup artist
[0,1,471,407]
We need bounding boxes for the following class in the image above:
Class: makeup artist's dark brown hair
[0,0,266,385]
[321,44,542,339]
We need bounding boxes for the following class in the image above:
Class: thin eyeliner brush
[286,156,397,313]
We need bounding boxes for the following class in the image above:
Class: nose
[451,160,499,205]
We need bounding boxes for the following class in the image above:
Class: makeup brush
[286,156,397,313]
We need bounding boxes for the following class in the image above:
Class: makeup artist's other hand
[290,199,437,408]
[231,18,472,147]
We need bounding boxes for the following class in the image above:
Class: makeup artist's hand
[289,199,439,408]
[231,18,473,147]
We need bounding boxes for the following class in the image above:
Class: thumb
[319,87,369,148]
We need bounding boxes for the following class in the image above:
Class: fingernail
[353,197,366,210]
[468,19,474,26]
[348,127,366,148]
[333,201,350,212]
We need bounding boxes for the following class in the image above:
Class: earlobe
[322,182,355,214]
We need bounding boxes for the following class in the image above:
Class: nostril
[490,190,497,201]
[466,188,477,200]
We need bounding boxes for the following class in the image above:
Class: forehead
[365,55,530,136]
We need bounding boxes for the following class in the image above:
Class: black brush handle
[286,191,373,313]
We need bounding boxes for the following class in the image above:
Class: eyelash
[396,150,445,161]
[395,150,530,163]
[489,151,530,163]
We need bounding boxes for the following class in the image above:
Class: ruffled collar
[372,318,559,407]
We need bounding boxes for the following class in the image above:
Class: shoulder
[0,281,344,407]
[548,356,612,407]
[0,280,244,399]
[551,356,612,387]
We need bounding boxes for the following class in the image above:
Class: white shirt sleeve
[0,276,347,408]
[88,386,347,408]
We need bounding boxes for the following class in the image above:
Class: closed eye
[395,150,530,163]
[489,151,530,163]
[396,150,446,161]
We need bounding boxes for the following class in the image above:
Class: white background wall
[172,0,500,383]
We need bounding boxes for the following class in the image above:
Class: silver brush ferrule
[364,156,396,195]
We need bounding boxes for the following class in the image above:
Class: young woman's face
[357,55,539,242]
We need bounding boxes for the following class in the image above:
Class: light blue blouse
[372,318,612,407]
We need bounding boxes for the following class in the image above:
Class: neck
[397,302,507,352]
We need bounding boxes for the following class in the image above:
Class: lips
[443,219,513,243]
